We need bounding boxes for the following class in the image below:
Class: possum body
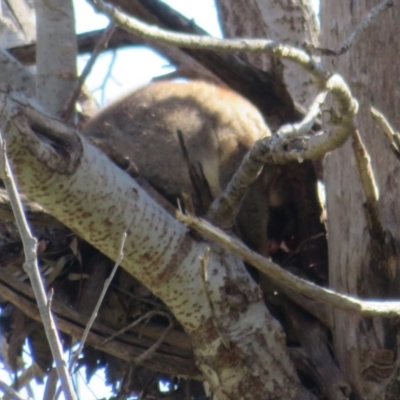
[82,80,283,254]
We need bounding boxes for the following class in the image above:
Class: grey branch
[0,378,31,400]
[88,0,328,83]
[178,212,400,318]
[208,76,356,231]
[308,0,393,56]
[0,132,77,400]
[69,232,126,373]
[371,106,400,160]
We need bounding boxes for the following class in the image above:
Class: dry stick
[86,0,359,128]
[351,130,394,279]
[43,368,59,400]
[87,0,358,231]
[371,107,400,160]
[102,309,175,365]
[0,379,30,400]
[87,2,397,319]
[88,0,328,82]
[309,0,393,56]
[94,49,118,105]
[134,312,174,364]
[9,364,45,395]
[103,309,161,344]
[87,0,397,317]
[61,22,116,121]
[177,212,400,318]
[277,91,327,138]
[0,133,76,400]
[68,232,126,372]
[208,91,327,229]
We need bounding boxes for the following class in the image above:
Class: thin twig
[177,211,400,317]
[277,91,327,137]
[69,232,126,372]
[88,0,328,83]
[103,309,175,363]
[99,49,118,105]
[207,80,354,231]
[308,0,393,56]
[350,130,395,278]
[134,313,174,364]
[102,309,161,344]
[371,107,400,160]
[0,133,76,400]
[0,379,31,400]
[87,0,359,236]
[61,22,116,121]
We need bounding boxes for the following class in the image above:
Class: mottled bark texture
[321,2,400,398]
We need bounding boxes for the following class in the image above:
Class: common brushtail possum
[82,80,293,255]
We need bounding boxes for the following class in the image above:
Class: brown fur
[82,80,280,254]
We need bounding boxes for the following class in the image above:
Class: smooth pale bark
[321,2,400,398]
[0,91,313,400]
[34,0,77,116]
[216,0,319,110]
[0,49,35,95]
[0,0,35,96]
[0,0,35,47]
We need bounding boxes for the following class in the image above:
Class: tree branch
[178,212,400,317]
[0,89,310,400]
[88,0,327,84]
[309,0,393,56]
[371,107,400,161]
[0,265,198,377]
[0,133,76,400]
[208,75,355,232]
[69,232,125,372]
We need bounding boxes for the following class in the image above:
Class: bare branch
[69,232,126,372]
[134,312,174,364]
[0,87,310,400]
[208,75,356,231]
[0,378,31,400]
[88,0,328,83]
[62,23,116,121]
[309,0,393,56]
[102,309,162,344]
[350,130,395,279]
[207,90,327,230]
[85,1,360,244]
[371,106,400,160]
[7,27,139,65]
[43,368,58,400]
[177,212,400,317]
[277,91,327,138]
[0,265,198,377]
[0,133,76,400]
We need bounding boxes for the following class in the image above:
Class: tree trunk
[217,0,319,109]
[34,0,77,116]
[321,2,400,398]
